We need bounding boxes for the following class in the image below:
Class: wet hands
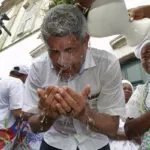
[38,85,90,119]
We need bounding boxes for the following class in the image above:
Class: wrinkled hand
[38,86,72,118]
[38,86,60,119]
[128,7,145,20]
[57,85,90,117]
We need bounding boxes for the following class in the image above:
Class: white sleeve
[9,79,24,110]
[22,63,41,114]
[126,85,144,118]
[98,59,125,117]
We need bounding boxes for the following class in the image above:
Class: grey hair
[41,4,88,45]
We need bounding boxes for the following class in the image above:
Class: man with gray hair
[22,4,125,150]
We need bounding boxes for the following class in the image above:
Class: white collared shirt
[0,77,24,129]
[23,48,125,150]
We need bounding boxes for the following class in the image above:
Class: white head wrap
[122,79,134,92]
[135,40,150,59]
[11,65,29,75]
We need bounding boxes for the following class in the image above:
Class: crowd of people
[1,1,150,150]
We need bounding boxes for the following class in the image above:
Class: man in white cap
[125,40,150,149]
[9,65,29,83]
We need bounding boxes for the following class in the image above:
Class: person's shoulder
[0,77,23,87]
[1,76,21,82]
[89,47,118,63]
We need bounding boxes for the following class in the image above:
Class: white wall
[0,31,42,78]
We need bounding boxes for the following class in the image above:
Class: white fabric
[87,0,150,46]
[0,77,24,129]
[110,118,139,150]
[126,84,146,118]
[134,40,150,59]
[23,48,125,150]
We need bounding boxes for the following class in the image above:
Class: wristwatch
[87,115,95,131]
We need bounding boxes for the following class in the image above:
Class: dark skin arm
[77,106,119,136]
[129,5,150,20]
[28,114,55,133]
[109,131,128,141]
[124,112,150,139]
[11,109,33,121]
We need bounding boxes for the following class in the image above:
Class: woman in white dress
[125,40,150,150]
[109,80,140,150]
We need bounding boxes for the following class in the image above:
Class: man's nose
[57,52,72,65]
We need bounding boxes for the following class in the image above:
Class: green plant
[49,0,88,18]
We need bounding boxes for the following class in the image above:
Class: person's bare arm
[56,85,119,136]
[109,131,128,141]
[11,109,53,133]
[124,113,150,139]
[77,106,119,136]
[11,109,33,121]
[129,5,150,20]
[28,114,55,133]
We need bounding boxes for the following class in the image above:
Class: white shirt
[0,77,24,129]
[23,48,125,150]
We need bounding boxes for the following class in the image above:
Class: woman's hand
[128,6,145,20]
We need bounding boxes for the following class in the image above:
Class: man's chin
[60,73,73,81]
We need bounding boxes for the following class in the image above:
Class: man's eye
[51,50,59,54]
[65,48,74,53]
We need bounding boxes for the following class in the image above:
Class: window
[121,59,149,87]
[16,3,39,37]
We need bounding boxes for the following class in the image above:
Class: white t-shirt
[0,77,24,129]
[23,48,125,150]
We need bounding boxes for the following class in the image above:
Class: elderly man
[22,4,125,150]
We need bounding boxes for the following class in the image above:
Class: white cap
[11,65,29,75]
[122,79,134,92]
[134,40,150,59]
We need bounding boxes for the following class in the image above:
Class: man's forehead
[48,34,78,42]
[47,35,82,50]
